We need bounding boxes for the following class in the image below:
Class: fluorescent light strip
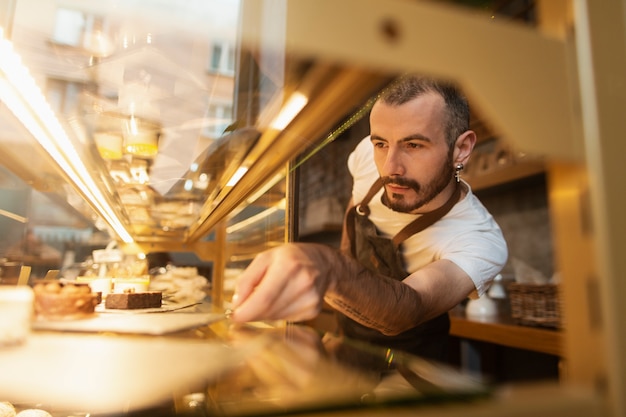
[245,172,285,205]
[269,92,308,130]
[0,32,133,243]
[226,198,286,234]
[0,208,27,223]
[226,166,248,187]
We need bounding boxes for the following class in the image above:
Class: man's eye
[373,142,387,148]
[405,142,424,149]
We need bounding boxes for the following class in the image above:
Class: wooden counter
[449,308,563,357]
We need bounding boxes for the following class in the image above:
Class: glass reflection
[201,323,488,416]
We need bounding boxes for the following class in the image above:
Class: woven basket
[508,283,562,328]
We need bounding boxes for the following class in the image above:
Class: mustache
[381,176,420,192]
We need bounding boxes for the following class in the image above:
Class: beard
[381,157,455,213]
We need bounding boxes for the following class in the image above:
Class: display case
[0,0,389,294]
[0,0,624,416]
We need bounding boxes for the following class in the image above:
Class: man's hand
[230,242,475,335]
[230,243,337,323]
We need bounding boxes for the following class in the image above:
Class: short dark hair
[378,75,470,147]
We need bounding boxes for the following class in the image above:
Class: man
[231,75,508,361]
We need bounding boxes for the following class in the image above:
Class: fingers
[230,245,327,323]
[231,253,270,309]
[231,249,287,321]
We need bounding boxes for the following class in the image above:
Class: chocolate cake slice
[105,291,162,309]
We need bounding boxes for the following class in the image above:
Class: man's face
[369,92,455,214]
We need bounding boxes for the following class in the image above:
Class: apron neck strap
[349,178,463,253]
[392,183,462,247]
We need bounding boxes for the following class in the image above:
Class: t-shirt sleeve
[441,225,508,298]
[347,136,371,176]
[347,136,379,203]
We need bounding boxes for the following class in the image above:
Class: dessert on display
[149,266,209,304]
[15,409,52,417]
[33,281,99,320]
[0,402,53,417]
[0,401,15,417]
[104,289,162,310]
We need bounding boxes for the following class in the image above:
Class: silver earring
[455,163,464,183]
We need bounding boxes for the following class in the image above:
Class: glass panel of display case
[0,0,389,250]
[221,168,288,305]
[1,0,247,244]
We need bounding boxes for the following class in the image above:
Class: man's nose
[382,147,405,177]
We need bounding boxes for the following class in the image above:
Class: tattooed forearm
[297,243,424,335]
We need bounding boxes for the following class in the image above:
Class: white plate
[32,311,224,335]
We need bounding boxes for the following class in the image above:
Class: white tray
[32,311,225,335]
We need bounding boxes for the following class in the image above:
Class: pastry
[33,281,99,320]
[16,410,52,417]
[0,402,16,417]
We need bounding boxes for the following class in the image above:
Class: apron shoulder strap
[356,177,385,215]
[344,177,385,256]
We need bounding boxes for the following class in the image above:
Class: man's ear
[453,130,476,165]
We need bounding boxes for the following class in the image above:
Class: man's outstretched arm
[231,243,474,335]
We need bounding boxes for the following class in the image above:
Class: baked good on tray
[0,401,16,417]
[33,281,99,320]
[105,289,162,310]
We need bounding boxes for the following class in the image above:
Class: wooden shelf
[465,160,546,191]
[6,255,62,267]
[449,308,563,357]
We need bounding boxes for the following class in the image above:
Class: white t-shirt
[347,136,508,297]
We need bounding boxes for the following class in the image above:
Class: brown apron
[340,178,461,361]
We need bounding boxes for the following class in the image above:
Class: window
[51,8,114,57]
[52,9,85,47]
[202,103,233,139]
[208,42,235,74]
